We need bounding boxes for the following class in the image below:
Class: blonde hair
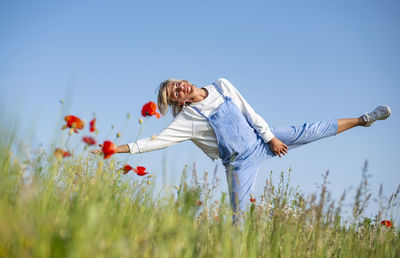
[157,79,192,117]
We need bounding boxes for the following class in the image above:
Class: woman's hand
[90,144,103,155]
[90,144,129,155]
[268,137,288,158]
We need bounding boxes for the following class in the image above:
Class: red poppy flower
[89,118,96,133]
[381,220,393,228]
[62,115,85,133]
[82,136,96,146]
[250,194,256,203]
[141,101,161,119]
[102,140,117,159]
[133,166,149,176]
[54,148,71,159]
[122,164,133,174]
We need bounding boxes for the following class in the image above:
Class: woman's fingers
[89,144,103,154]
[270,138,289,158]
[90,147,103,154]
[275,146,288,158]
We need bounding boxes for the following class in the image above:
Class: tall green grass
[0,122,399,258]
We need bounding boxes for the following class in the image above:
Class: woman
[93,78,391,215]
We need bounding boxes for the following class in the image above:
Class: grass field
[1,115,399,258]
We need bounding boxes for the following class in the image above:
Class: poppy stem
[120,116,130,134]
[64,132,72,147]
[72,139,82,152]
[104,125,114,141]
[136,119,145,140]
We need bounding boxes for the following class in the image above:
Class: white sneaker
[362,105,391,127]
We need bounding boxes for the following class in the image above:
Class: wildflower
[102,140,117,159]
[250,194,256,203]
[54,148,71,159]
[89,118,96,133]
[196,200,203,206]
[151,135,157,140]
[82,136,96,146]
[174,186,180,190]
[381,220,393,228]
[116,132,121,138]
[147,180,151,185]
[138,118,143,124]
[141,101,161,119]
[133,166,149,176]
[62,115,85,133]
[122,164,133,174]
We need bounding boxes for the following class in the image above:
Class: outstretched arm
[91,111,193,155]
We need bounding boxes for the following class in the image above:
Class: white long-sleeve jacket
[128,78,275,160]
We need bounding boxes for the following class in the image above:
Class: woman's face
[167,80,194,106]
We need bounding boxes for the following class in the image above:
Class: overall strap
[190,106,209,120]
[212,83,227,99]
[190,82,227,120]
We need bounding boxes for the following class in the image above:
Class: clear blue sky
[1,0,399,221]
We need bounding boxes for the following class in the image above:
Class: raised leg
[337,117,365,134]
[270,119,338,149]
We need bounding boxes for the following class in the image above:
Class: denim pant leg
[227,119,338,220]
[226,157,262,214]
[270,119,338,150]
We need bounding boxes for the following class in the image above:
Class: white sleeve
[217,78,275,143]
[128,112,193,154]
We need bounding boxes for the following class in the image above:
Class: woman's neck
[192,87,208,103]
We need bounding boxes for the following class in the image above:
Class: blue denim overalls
[191,83,338,215]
